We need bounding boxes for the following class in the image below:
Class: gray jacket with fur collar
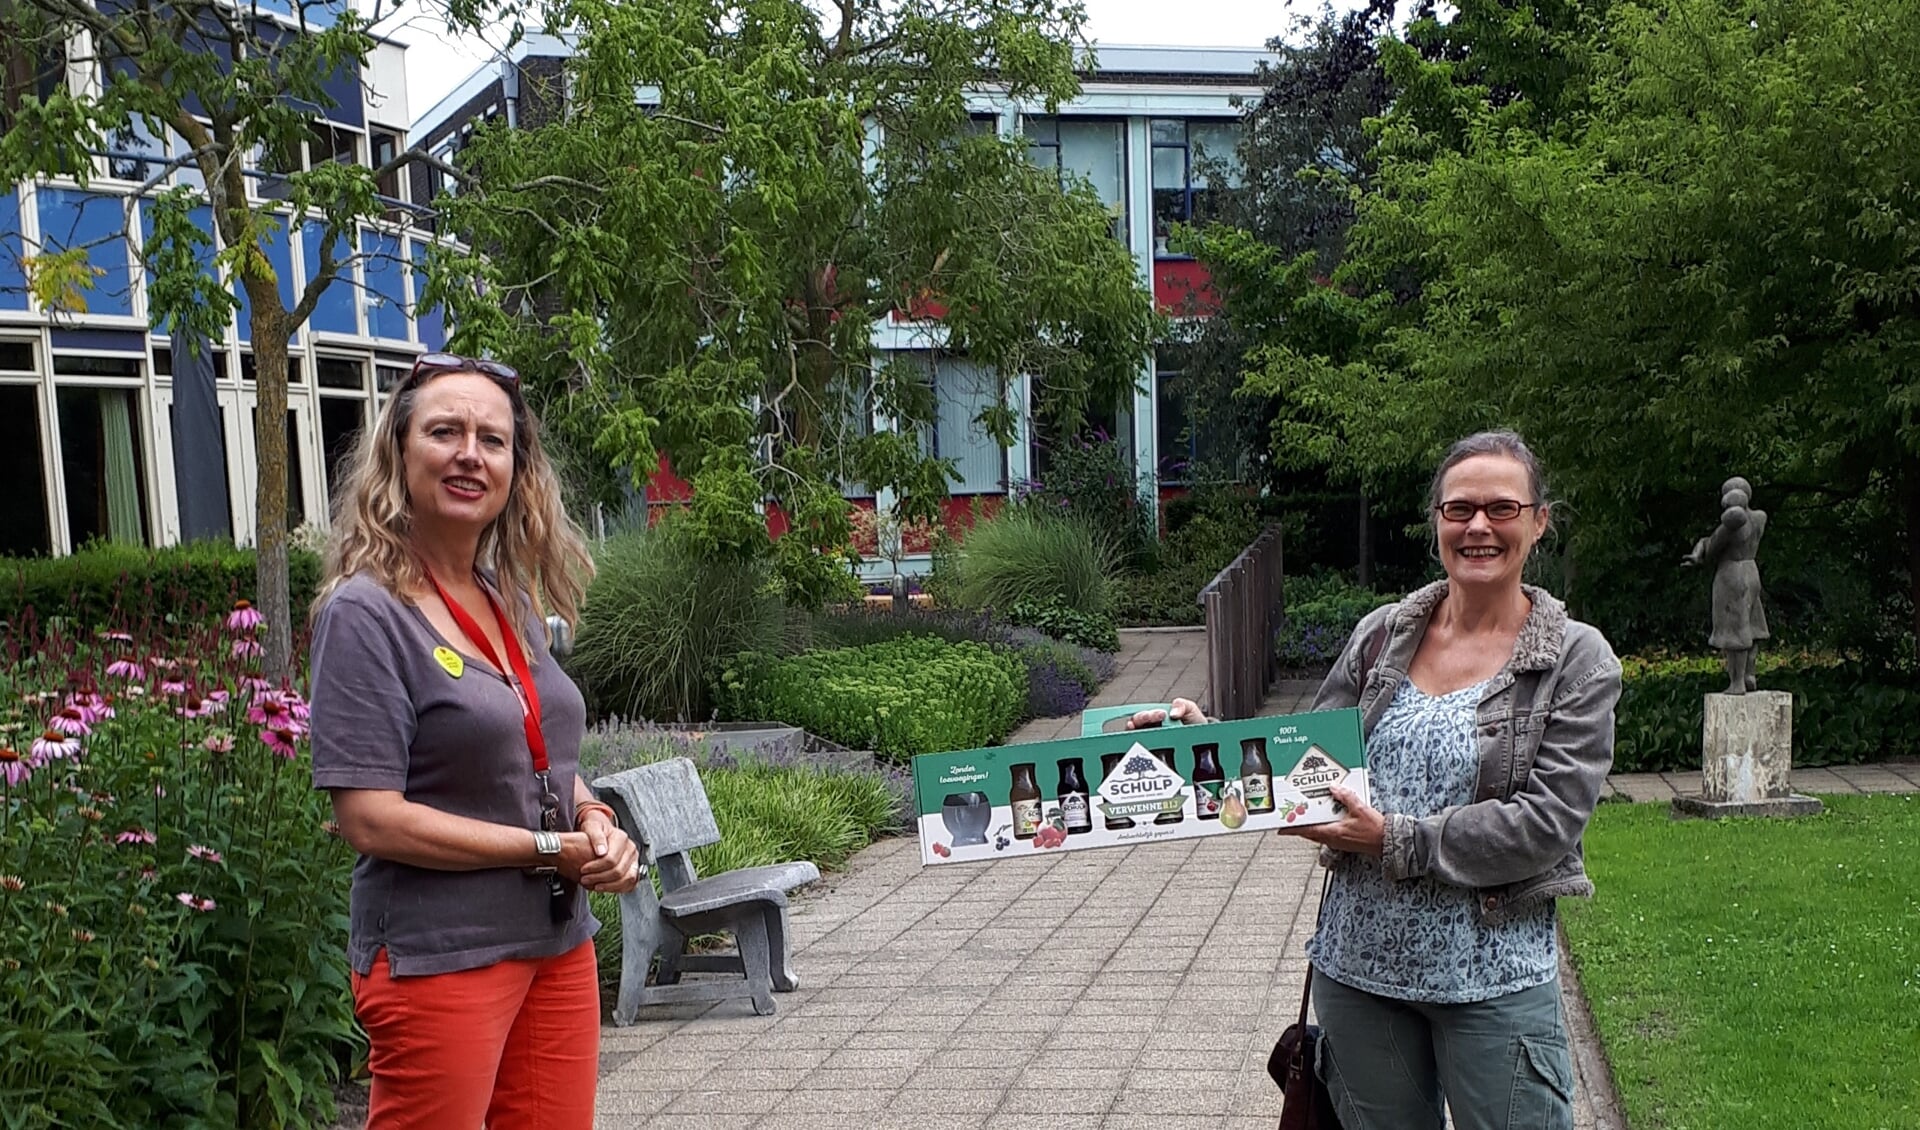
[1313,580,1622,925]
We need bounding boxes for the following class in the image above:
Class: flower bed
[0,606,351,1129]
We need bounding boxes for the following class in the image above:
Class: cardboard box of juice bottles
[911,705,1366,866]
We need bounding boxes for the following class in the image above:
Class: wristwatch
[530,829,562,875]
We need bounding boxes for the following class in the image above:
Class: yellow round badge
[433,646,464,679]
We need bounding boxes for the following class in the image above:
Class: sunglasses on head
[409,352,520,386]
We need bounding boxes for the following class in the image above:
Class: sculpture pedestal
[1671,691,1823,819]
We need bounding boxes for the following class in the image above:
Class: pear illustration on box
[910,706,1368,865]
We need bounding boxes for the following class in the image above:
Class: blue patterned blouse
[1306,678,1558,1004]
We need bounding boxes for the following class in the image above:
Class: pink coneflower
[203,733,234,755]
[204,689,230,709]
[259,726,299,759]
[123,684,146,698]
[175,697,211,720]
[68,692,113,724]
[99,630,133,644]
[30,731,79,764]
[187,844,223,864]
[248,694,292,728]
[149,656,178,672]
[226,600,264,634]
[116,828,157,846]
[0,875,23,892]
[139,867,157,882]
[47,708,90,737]
[70,928,95,943]
[284,690,310,723]
[105,659,145,681]
[231,639,263,660]
[239,676,272,695]
[175,892,216,912]
[0,747,26,787]
[159,677,188,696]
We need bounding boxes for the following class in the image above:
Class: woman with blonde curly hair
[307,353,638,1129]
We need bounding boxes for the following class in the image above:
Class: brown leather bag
[1267,962,1343,1130]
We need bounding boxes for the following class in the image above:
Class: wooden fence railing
[1199,524,1285,720]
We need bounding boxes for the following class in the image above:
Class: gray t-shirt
[309,572,598,977]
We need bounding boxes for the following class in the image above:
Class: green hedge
[1615,654,1920,773]
[712,636,1026,760]
[0,542,321,632]
[1278,573,1399,669]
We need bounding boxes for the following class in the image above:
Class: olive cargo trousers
[1311,969,1575,1130]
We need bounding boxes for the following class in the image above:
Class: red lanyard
[425,567,548,772]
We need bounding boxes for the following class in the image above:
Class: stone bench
[592,758,819,1021]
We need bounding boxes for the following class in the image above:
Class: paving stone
[762,1089,895,1114]
[995,1089,1116,1117]
[663,1088,789,1115]
[797,1067,903,1090]
[1016,1066,1132,1091]
[881,1087,1006,1114]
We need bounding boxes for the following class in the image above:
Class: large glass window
[1150,118,1245,254]
[371,128,405,216]
[301,221,359,335]
[36,189,135,317]
[319,396,365,500]
[316,355,367,393]
[58,386,150,547]
[0,348,50,555]
[285,411,306,528]
[1156,359,1193,486]
[307,122,361,169]
[409,239,447,350]
[105,113,167,182]
[362,230,409,341]
[239,352,303,385]
[0,189,25,311]
[922,358,1006,495]
[1025,117,1127,243]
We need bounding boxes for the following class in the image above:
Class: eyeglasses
[410,352,520,386]
[1435,499,1540,523]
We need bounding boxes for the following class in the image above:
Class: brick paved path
[591,628,1915,1128]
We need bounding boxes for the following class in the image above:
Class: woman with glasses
[1128,434,1618,1129]
[1289,430,1618,1130]
[306,353,641,1129]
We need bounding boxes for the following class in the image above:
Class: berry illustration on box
[911,705,1367,865]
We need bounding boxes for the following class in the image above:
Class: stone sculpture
[1672,475,1819,819]
[1682,476,1770,695]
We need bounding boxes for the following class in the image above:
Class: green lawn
[1564,795,1920,1130]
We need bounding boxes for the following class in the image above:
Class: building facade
[410,41,1263,572]
[0,5,449,558]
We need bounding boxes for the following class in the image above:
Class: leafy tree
[1273,0,1920,656]
[0,0,496,677]
[437,0,1160,602]
[1174,1,1425,582]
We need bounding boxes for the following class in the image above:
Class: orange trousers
[350,940,600,1130]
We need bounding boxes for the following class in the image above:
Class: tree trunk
[1356,488,1372,588]
[250,306,294,684]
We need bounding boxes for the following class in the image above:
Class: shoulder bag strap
[1299,869,1333,1026]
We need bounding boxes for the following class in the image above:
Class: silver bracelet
[532,829,562,857]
